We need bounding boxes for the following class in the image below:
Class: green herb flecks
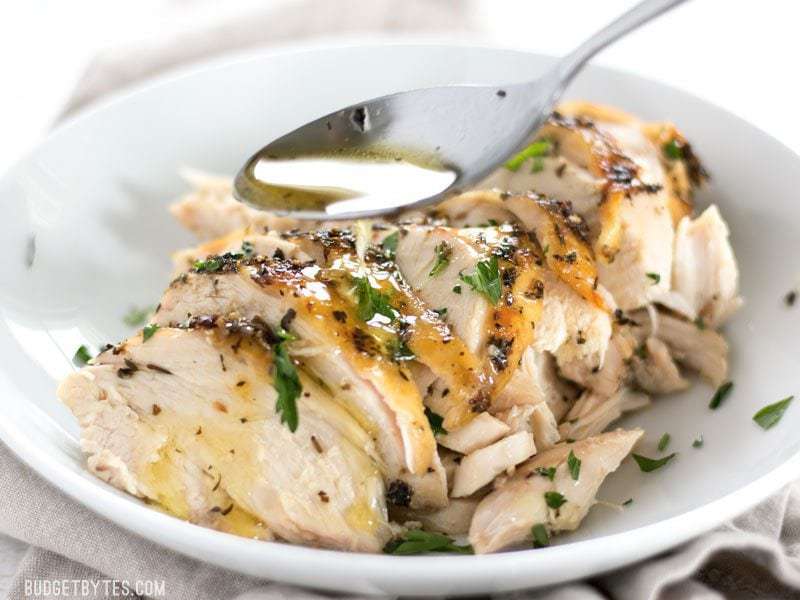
[657,433,671,452]
[459,256,502,304]
[692,435,704,448]
[505,139,552,172]
[544,491,566,509]
[193,252,243,273]
[663,139,683,160]
[531,157,545,173]
[241,240,255,257]
[709,381,734,410]
[535,466,556,481]
[753,396,794,430]
[694,316,706,330]
[567,450,581,481]
[273,339,301,432]
[73,345,92,366]
[452,284,462,294]
[384,530,472,555]
[632,452,677,473]
[429,241,452,277]
[142,324,159,342]
[622,498,634,506]
[531,524,550,548]
[646,272,661,285]
[353,276,396,323]
[389,337,415,363]
[381,231,399,259]
[425,407,448,436]
[123,306,152,327]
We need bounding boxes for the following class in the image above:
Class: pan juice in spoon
[235,148,457,218]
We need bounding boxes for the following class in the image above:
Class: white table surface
[0,0,797,591]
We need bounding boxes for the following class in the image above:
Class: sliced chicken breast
[59,327,391,551]
[672,205,742,327]
[153,256,446,508]
[469,429,642,553]
[559,388,650,441]
[451,432,536,498]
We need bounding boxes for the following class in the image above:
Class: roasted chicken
[60,102,740,554]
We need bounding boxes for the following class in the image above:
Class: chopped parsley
[142,324,159,342]
[709,381,734,410]
[384,530,472,555]
[531,157,545,173]
[381,231,399,259]
[429,241,452,277]
[505,139,552,172]
[425,407,448,436]
[193,257,222,272]
[694,316,706,330]
[692,435,704,448]
[646,272,661,285]
[531,524,550,548]
[622,498,634,506]
[657,433,671,452]
[662,139,683,160]
[459,256,502,304]
[353,276,396,323]
[535,466,556,481]
[73,345,92,366]
[753,396,794,430]
[193,252,243,273]
[544,491,566,509]
[452,284,462,294]
[389,338,415,362]
[632,452,677,473]
[241,240,255,257]
[123,306,151,327]
[273,339,301,432]
[567,450,581,481]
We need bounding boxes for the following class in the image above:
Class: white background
[0,0,794,590]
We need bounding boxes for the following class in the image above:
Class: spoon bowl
[234,81,549,219]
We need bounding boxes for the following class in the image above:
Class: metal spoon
[234,0,687,220]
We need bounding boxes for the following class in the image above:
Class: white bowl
[1,44,799,596]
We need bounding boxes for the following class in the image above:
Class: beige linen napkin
[3,1,800,598]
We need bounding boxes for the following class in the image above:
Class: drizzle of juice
[235,148,456,217]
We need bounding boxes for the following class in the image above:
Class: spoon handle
[548,0,688,96]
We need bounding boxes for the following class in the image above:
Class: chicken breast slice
[59,327,391,551]
[495,403,561,451]
[451,432,536,498]
[672,205,741,327]
[432,192,612,371]
[481,105,701,312]
[652,312,729,386]
[153,257,446,509]
[393,225,493,356]
[469,429,643,553]
[631,336,690,394]
[492,347,574,421]
[559,388,650,441]
[558,328,637,397]
[391,497,481,536]
[438,413,510,455]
